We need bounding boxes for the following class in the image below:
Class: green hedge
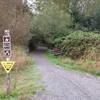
[61,31,100,59]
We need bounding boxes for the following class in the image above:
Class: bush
[61,31,100,59]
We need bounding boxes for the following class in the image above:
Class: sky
[27,0,37,12]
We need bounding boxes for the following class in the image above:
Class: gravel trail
[33,51,100,100]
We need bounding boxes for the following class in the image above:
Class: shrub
[61,31,100,59]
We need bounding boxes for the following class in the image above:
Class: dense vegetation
[61,31,100,59]
[0,0,99,60]
[30,0,100,61]
[0,1,42,99]
[0,0,100,98]
[0,0,31,45]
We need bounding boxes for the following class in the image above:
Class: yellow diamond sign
[1,61,15,73]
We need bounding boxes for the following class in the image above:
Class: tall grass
[11,47,30,70]
[0,46,43,99]
[45,52,100,76]
[77,48,100,75]
[0,46,30,72]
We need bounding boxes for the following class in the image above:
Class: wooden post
[4,30,11,94]
[6,73,11,94]
[6,58,11,94]
[1,30,15,95]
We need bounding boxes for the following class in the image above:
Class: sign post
[1,30,15,94]
[3,30,11,59]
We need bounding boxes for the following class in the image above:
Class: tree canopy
[0,0,31,45]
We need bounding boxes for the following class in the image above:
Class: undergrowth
[45,52,100,76]
[0,47,43,100]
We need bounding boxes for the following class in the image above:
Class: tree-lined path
[33,49,100,100]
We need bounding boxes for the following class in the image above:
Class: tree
[30,1,72,46]
[52,0,70,11]
[69,0,100,30]
[0,0,31,45]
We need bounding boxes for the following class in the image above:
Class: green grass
[0,58,43,100]
[45,52,100,76]
[45,52,77,69]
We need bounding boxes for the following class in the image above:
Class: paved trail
[33,51,100,100]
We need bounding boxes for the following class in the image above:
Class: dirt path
[33,51,100,100]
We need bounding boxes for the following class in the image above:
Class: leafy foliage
[30,1,72,45]
[0,0,31,45]
[61,31,100,59]
[30,0,100,61]
[69,0,100,30]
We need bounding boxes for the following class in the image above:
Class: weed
[45,52,100,76]
[0,47,43,99]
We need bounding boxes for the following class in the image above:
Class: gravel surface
[33,51,100,100]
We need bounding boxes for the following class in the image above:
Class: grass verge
[0,47,43,100]
[45,52,100,76]
[0,63,43,100]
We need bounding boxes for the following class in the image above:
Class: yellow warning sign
[1,61,15,73]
